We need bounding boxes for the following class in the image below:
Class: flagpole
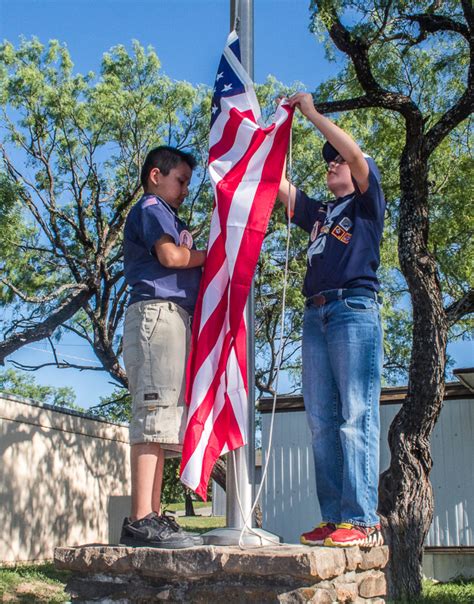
[225,0,255,532]
[202,0,280,547]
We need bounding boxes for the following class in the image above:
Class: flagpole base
[200,527,281,547]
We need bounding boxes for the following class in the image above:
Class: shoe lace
[132,513,174,539]
[160,511,180,532]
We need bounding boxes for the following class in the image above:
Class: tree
[0,39,262,511]
[0,367,79,409]
[307,1,473,598]
[0,41,304,400]
[1,20,472,597]
[0,39,211,381]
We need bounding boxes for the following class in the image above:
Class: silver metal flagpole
[226,0,255,532]
[202,0,279,547]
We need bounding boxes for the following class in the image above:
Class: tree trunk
[184,489,196,517]
[379,145,448,600]
[211,457,227,491]
[209,456,262,526]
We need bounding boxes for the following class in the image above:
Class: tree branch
[445,288,474,326]
[0,287,94,364]
[0,279,88,304]
[424,74,473,156]
[10,359,105,372]
[405,13,469,43]
[318,5,424,125]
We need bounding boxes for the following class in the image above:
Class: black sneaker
[160,512,204,545]
[119,513,194,549]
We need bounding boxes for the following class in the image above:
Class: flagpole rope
[233,117,294,549]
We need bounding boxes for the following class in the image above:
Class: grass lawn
[164,501,211,513]
[0,563,70,603]
[390,579,474,604]
[179,515,226,534]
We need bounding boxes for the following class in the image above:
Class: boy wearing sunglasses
[279,93,385,548]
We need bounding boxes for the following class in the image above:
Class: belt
[306,288,382,308]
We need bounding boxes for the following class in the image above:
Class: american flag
[180,30,293,499]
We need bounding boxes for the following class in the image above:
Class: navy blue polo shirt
[123,194,202,313]
[292,159,385,297]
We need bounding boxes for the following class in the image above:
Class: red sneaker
[300,522,336,546]
[324,523,384,547]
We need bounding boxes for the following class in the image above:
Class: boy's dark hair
[140,146,197,189]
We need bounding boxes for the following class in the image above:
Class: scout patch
[339,216,353,231]
[310,221,320,242]
[331,224,352,245]
[340,231,352,244]
[331,225,346,239]
[179,229,193,249]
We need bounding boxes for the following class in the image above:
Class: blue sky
[1,0,333,86]
[1,1,472,407]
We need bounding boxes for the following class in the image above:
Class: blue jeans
[302,294,383,527]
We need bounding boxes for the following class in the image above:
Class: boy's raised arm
[288,93,369,193]
[277,156,297,215]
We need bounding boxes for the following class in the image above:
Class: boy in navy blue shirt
[121,146,206,548]
[279,93,385,548]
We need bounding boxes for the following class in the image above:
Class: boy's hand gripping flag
[180,30,293,499]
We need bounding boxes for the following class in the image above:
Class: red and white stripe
[180,39,293,500]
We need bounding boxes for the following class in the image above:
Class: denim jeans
[302,294,383,527]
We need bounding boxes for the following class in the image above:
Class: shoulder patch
[142,197,159,208]
[179,230,194,249]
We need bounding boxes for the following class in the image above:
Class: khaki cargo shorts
[123,299,191,456]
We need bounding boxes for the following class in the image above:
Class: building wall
[261,398,473,549]
[0,393,131,563]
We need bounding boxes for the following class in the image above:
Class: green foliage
[0,368,80,409]
[1,20,471,393]
[178,515,225,534]
[0,37,211,384]
[428,128,474,299]
[162,458,185,505]
[305,1,474,383]
[254,80,415,387]
[165,501,210,513]
[0,173,39,304]
[253,78,328,394]
[90,387,132,423]
[419,578,474,604]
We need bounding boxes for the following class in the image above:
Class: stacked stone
[55,544,388,603]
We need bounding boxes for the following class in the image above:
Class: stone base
[55,544,389,603]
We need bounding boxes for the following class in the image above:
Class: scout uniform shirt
[292,158,385,297]
[124,194,202,313]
